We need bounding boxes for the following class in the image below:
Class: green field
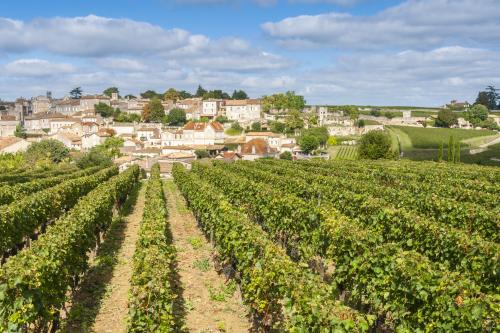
[389,126,496,148]
[387,126,500,166]
[328,145,358,160]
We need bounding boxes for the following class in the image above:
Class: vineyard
[0,158,497,332]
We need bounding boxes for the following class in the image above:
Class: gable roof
[0,137,24,150]
[183,121,224,132]
[241,138,275,155]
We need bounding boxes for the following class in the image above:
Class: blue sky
[1,0,499,106]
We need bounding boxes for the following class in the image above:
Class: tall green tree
[195,85,207,98]
[475,91,490,108]
[232,90,248,100]
[25,139,69,164]
[69,87,82,99]
[167,108,187,126]
[358,130,393,160]
[103,87,119,97]
[142,98,164,122]
[14,124,27,139]
[455,141,461,163]
[285,109,304,133]
[141,90,161,99]
[164,88,182,102]
[299,134,319,154]
[437,142,443,162]
[485,85,499,110]
[448,136,454,162]
[436,109,458,128]
[262,91,305,112]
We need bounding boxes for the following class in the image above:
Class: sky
[1,0,499,106]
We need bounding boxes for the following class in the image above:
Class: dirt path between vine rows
[164,180,251,333]
[62,182,144,333]
[88,183,145,333]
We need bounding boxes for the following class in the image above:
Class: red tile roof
[241,138,271,155]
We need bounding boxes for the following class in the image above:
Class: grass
[207,281,237,302]
[193,258,211,272]
[188,236,204,250]
[389,126,496,149]
[363,119,381,125]
[461,134,500,148]
[225,128,242,136]
[328,145,358,160]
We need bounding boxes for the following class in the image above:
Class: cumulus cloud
[4,59,76,77]
[262,0,500,50]
[297,46,500,105]
[0,15,193,56]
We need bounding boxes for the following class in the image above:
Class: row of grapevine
[253,160,499,241]
[193,163,498,331]
[219,162,499,293]
[173,164,374,332]
[128,164,177,332]
[0,165,78,184]
[289,159,499,209]
[295,158,500,194]
[335,146,358,160]
[0,165,140,332]
[0,165,104,206]
[0,166,119,258]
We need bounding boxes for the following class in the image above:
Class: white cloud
[262,0,500,50]
[4,59,76,77]
[94,58,148,71]
[0,15,192,56]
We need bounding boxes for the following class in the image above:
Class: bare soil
[61,182,145,333]
[164,180,251,333]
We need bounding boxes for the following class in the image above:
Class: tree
[455,141,461,163]
[384,111,396,119]
[370,109,381,117]
[327,136,337,147]
[357,119,365,128]
[25,139,69,164]
[438,142,443,162]
[142,98,164,122]
[203,90,230,100]
[194,149,209,159]
[485,85,499,110]
[344,105,359,120]
[69,87,82,99]
[270,121,286,134]
[302,127,329,147]
[95,102,116,118]
[178,90,193,99]
[251,122,262,132]
[299,134,319,154]
[262,91,306,112]
[103,87,119,98]
[215,115,229,123]
[14,124,27,139]
[232,90,248,100]
[164,88,182,102]
[285,109,304,133]
[124,94,136,99]
[167,108,187,126]
[435,109,458,128]
[358,130,393,160]
[469,104,489,121]
[195,85,207,98]
[448,136,454,162]
[101,137,124,158]
[475,91,490,108]
[141,90,161,99]
[279,151,292,160]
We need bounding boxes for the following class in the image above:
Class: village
[0,88,499,173]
